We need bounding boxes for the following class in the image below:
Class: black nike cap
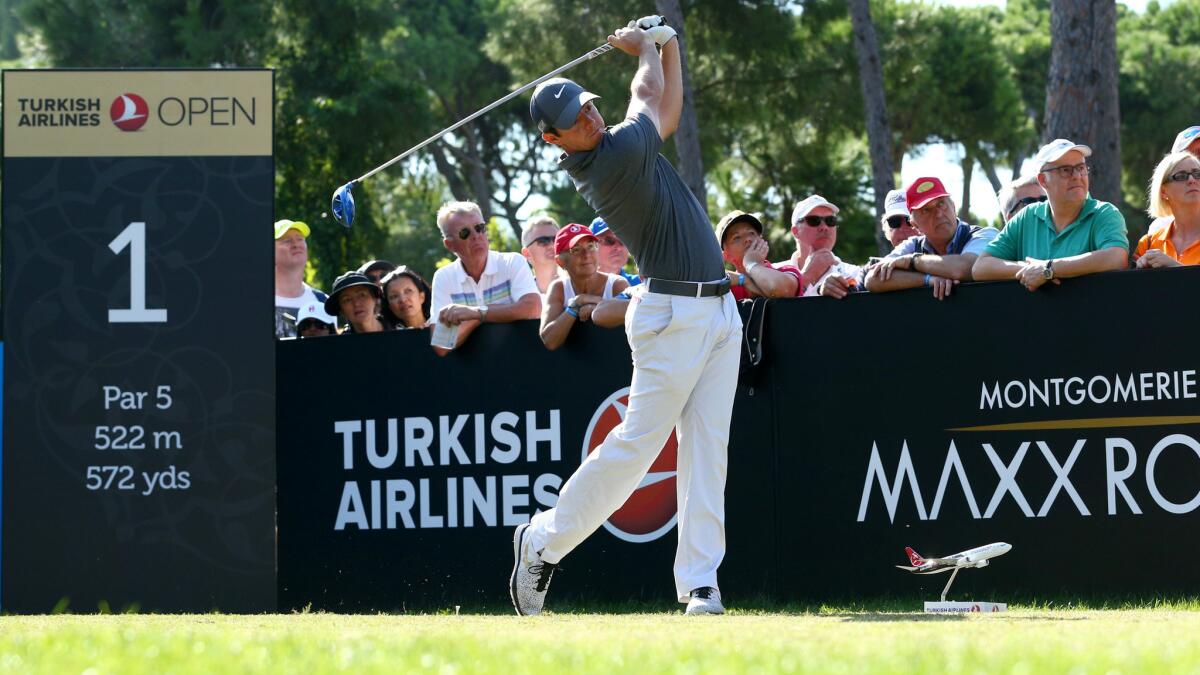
[529,77,600,133]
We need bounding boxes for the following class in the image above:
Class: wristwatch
[910,252,923,271]
[478,305,489,322]
[1042,260,1054,280]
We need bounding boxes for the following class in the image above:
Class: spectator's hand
[1136,249,1180,269]
[744,238,769,267]
[577,304,595,322]
[874,255,907,282]
[802,249,836,286]
[929,275,958,300]
[1016,258,1059,291]
[438,304,483,326]
[818,275,851,299]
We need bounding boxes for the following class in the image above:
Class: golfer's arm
[657,38,681,138]
[628,40,664,134]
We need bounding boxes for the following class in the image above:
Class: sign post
[2,69,275,613]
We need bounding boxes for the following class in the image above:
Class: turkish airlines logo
[582,388,678,543]
[110,93,148,131]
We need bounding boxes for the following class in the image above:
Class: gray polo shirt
[558,113,724,283]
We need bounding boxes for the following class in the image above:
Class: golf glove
[630,15,676,46]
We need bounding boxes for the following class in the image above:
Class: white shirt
[796,255,863,297]
[431,250,539,316]
[275,283,324,312]
[561,273,621,304]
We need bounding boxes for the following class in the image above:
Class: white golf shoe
[509,522,557,616]
[685,587,725,615]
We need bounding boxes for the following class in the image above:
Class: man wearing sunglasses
[864,177,998,300]
[997,174,1047,224]
[520,216,562,295]
[880,189,919,248]
[973,138,1128,290]
[514,17,741,617]
[428,200,541,352]
[590,217,642,287]
[787,195,862,298]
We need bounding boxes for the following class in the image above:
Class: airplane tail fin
[905,546,926,567]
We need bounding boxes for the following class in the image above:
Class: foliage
[10,0,1199,279]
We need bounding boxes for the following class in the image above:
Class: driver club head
[331,181,356,228]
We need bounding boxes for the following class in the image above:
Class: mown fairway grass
[2,604,1200,673]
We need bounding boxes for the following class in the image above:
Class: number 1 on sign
[108,221,167,323]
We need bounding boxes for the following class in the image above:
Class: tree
[656,0,706,204]
[1043,0,1122,208]
[847,0,894,253]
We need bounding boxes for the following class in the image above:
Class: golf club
[331,41,616,228]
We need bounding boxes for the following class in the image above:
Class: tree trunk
[959,152,974,223]
[656,0,707,207]
[848,0,895,255]
[976,151,1004,194]
[1044,0,1122,210]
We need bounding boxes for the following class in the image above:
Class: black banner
[2,70,275,613]
[278,269,1200,609]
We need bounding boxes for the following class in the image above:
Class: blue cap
[589,216,609,236]
[1173,126,1200,154]
[530,78,600,133]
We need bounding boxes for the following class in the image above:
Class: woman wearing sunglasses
[1136,151,1200,268]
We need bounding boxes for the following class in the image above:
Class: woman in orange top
[1137,151,1200,267]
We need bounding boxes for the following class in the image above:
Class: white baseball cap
[296,302,337,327]
[1172,126,1200,154]
[1035,138,1092,168]
[882,189,910,219]
[791,195,840,224]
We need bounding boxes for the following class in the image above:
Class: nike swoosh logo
[553,84,567,99]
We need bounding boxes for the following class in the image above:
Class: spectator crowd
[276,128,1200,345]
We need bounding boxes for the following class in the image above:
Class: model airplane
[896,542,1012,574]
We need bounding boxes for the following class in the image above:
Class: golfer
[511,17,741,616]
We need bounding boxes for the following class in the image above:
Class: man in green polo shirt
[973,138,1128,291]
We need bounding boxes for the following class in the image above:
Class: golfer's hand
[631,15,676,46]
[608,26,654,56]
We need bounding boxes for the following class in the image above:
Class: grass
[3,603,1200,673]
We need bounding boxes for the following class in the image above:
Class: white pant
[528,285,743,602]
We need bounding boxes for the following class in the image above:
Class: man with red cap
[973,138,1127,290]
[864,177,998,300]
[539,224,630,350]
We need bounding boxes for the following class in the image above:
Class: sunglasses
[1166,169,1200,183]
[529,235,555,247]
[886,215,910,229]
[1041,163,1090,179]
[598,235,621,246]
[457,223,487,240]
[802,215,838,228]
[1007,195,1048,219]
